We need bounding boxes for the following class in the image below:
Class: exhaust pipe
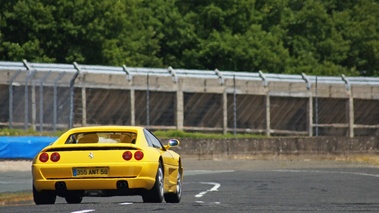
[55,181,67,191]
[116,180,129,189]
[55,181,67,196]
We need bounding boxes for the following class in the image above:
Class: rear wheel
[164,167,182,203]
[65,192,83,204]
[33,185,56,205]
[142,163,164,203]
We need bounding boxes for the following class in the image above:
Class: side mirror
[165,139,180,150]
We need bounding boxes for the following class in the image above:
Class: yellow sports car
[32,126,183,204]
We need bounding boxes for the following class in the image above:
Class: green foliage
[153,130,261,139]
[0,128,64,136]
[0,0,378,76]
[0,128,259,139]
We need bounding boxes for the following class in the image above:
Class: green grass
[153,129,263,139]
[0,128,263,139]
[0,128,64,137]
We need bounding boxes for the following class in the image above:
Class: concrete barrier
[174,137,379,159]
[1,136,378,160]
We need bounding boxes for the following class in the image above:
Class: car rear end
[32,144,159,195]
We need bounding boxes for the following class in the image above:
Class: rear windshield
[65,132,137,144]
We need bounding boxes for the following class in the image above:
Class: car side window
[143,129,163,149]
[144,130,154,147]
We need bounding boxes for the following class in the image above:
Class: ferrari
[32,126,183,204]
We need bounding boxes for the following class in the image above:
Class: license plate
[73,167,109,177]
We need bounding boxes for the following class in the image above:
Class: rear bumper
[33,177,155,191]
[32,161,158,191]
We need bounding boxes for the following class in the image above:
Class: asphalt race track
[1,159,379,212]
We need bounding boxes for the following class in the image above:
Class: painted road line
[196,201,221,205]
[119,202,133,205]
[195,182,221,198]
[71,210,95,213]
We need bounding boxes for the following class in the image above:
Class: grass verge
[0,128,262,139]
[153,129,263,139]
[0,128,64,137]
[0,191,33,206]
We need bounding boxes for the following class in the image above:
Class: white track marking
[195,182,221,198]
[196,201,220,205]
[274,169,379,178]
[71,210,95,213]
[119,202,133,205]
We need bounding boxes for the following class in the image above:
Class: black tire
[33,185,56,205]
[65,194,83,204]
[164,167,182,203]
[142,163,164,203]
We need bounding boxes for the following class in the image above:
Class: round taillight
[50,152,60,162]
[123,151,133,161]
[39,152,49,162]
[134,151,144,161]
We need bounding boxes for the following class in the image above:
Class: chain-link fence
[1,61,379,137]
[0,62,77,132]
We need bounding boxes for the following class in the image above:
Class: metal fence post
[22,60,36,131]
[130,89,135,126]
[302,73,313,136]
[315,76,319,136]
[31,81,36,131]
[259,71,270,136]
[81,81,87,126]
[146,72,150,126]
[69,62,80,129]
[233,75,237,136]
[342,74,354,138]
[8,70,22,129]
[122,65,135,126]
[24,77,28,130]
[39,71,51,132]
[53,72,65,132]
[222,87,227,135]
[176,82,184,131]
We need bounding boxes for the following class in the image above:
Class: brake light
[39,153,49,162]
[50,152,60,162]
[134,151,144,160]
[123,151,133,161]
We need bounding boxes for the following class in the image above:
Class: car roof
[67,126,145,133]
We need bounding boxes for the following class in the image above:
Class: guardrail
[2,60,379,85]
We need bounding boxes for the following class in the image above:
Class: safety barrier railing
[1,60,379,137]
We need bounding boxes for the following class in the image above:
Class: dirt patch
[0,160,32,171]
[0,192,33,206]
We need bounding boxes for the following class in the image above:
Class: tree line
[0,0,378,76]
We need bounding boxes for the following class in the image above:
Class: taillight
[50,152,60,162]
[39,152,49,162]
[134,151,144,160]
[123,151,133,161]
